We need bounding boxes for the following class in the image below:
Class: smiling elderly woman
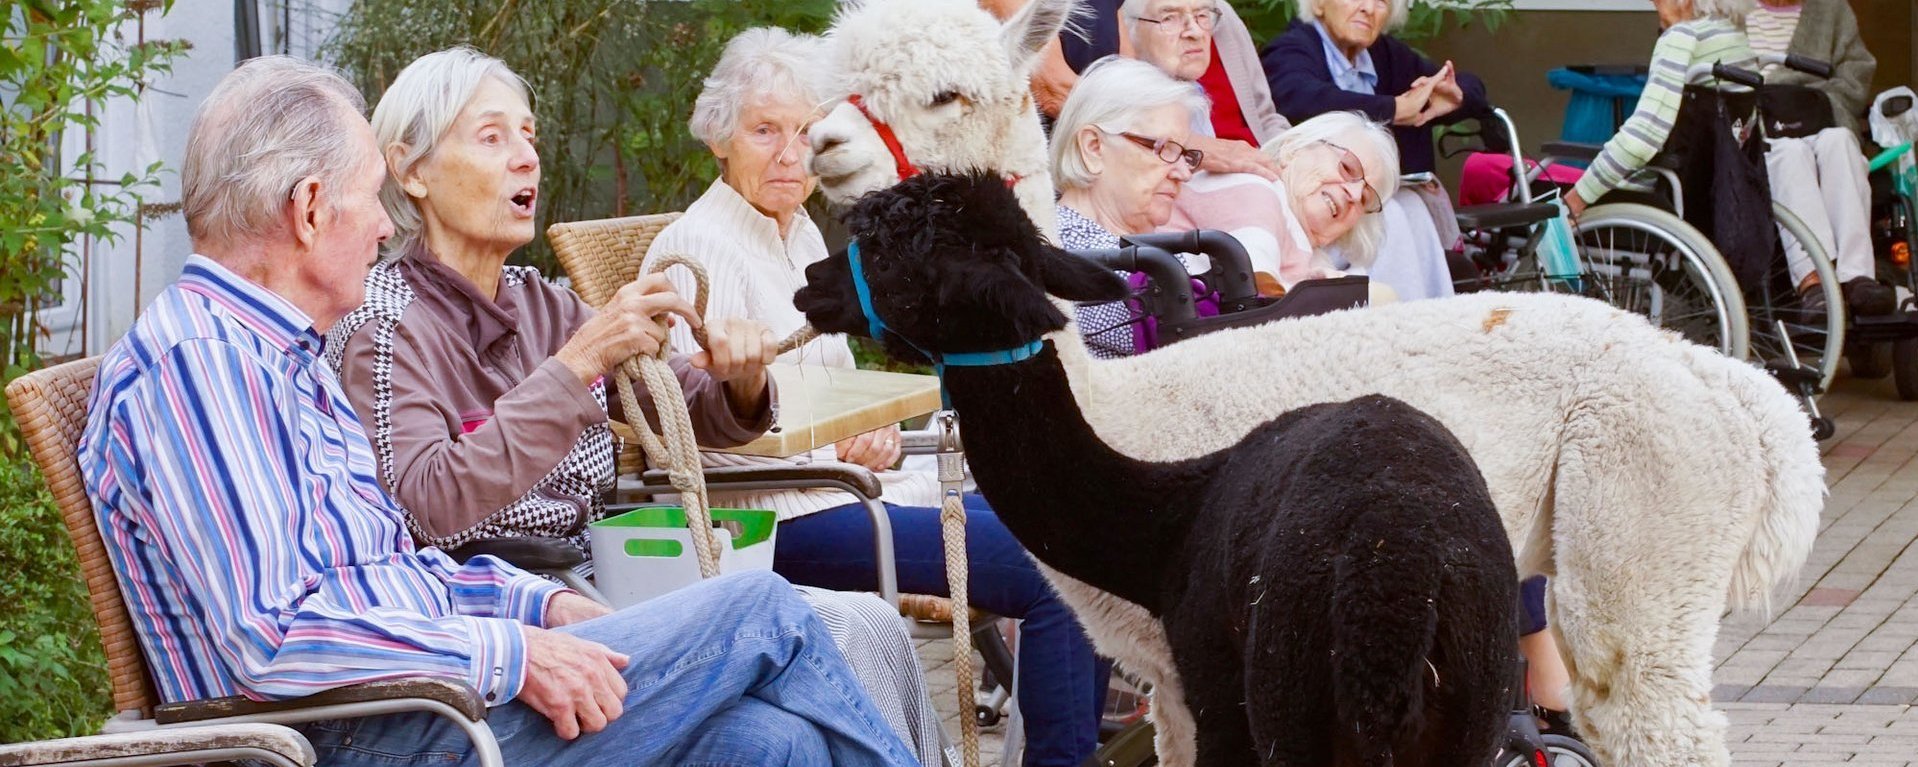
[643,28,1111,767]
[324,46,943,765]
[1057,57,1400,357]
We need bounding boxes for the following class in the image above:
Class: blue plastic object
[1549,66,1650,145]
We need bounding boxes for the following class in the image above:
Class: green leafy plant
[1235,0,1516,43]
[1,0,187,454]
[328,0,835,274]
[0,462,109,742]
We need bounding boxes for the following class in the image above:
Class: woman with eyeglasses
[1055,58,1400,357]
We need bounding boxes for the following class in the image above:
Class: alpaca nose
[814,133,846,156]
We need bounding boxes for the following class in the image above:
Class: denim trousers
[299,570,919,767]
[773,494,1112,767]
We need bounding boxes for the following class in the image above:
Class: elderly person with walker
[78,55,917,767]
[641,28,1112,767]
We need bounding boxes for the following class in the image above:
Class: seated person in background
[642,28,1111,767]
[1563,0,1754,216]
[1262,0,1488,300]
[1749,0,1895,315]
[79,55,916,767]
[326,47,952,766]
[1054,58,1396,357]
[1006,0,1286,178]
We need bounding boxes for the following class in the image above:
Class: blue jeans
[774,494,1111,767]
[300,570,917,767]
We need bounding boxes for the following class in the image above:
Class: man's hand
[1193,135,1280,180]
[518,626,630,740]
[692,316,778,416]
[555,275,700,386]
[545,591,612,628]
[835,424,902,472]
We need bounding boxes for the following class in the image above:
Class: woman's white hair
[369,46,531,259]
[1051,56,1211,191]
[1687,0,1753,24]
[181,56,367,247]
[1265,110,1400,263]
[689,28,826,148]
[1296,0,1412,33]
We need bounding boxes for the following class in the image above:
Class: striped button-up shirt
[79,255,561,706]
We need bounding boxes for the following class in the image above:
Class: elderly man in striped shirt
[76,56,918,767]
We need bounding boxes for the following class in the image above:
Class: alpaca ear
[1037,245,1129,303]
[1000,0,1078,74]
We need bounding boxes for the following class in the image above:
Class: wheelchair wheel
[1896,337,1918,401]
[1499,735,1602,767]
[1849,342,1894,379]
[1572,203,1750,358]
[1756,205,1845,395]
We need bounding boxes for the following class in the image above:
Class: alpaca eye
[930,90,962,107]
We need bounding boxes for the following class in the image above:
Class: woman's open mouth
[1321,190,1345,218]
[509,188,536,217]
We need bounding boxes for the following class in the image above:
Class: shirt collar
[692,178,814,251]
[399,248,521,354]
[177,254,326,357]
[1312,19,1377,95]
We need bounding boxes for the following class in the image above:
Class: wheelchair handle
[1119,230,1260,306]
[1074,243,1200,323]
[1711,63,1764,89]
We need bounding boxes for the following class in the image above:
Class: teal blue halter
[846,238,1044,406]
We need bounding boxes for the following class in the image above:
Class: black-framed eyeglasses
[1132,6,1220,31]
[1318,140,1384,214]
[1099,127,1204,169]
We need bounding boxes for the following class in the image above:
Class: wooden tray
[610,364,941,458]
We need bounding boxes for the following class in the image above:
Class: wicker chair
[4,358,503,767]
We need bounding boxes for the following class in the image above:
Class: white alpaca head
[809,0,1076,215]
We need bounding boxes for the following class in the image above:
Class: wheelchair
[1066,234,1596,767]
[1848,91,1918,400]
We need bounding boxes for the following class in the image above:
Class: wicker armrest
[444,537,586,571]
[637,463,885,499]
[154,678,487,725]
[0,723,315,767]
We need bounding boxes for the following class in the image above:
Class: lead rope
[610,256,980,767]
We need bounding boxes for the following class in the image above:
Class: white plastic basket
[588,505,779,608]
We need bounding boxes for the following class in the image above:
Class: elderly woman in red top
[327,46,951,765]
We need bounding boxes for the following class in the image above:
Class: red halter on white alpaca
[845,92,1023,188]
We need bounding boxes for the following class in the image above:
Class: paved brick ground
[914,373,1918,766]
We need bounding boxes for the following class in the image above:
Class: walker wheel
[974,705,1001,728]
[1812,416,1836,441]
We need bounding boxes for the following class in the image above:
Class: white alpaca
[809,1,1826,765]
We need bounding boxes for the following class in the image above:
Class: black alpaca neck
[941,343,1212,613]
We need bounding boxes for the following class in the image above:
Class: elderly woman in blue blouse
[642,28,1112,767]
[1261,0,1490,300]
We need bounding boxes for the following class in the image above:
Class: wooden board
[610,364,941,459]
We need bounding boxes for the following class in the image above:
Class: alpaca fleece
[799,172,1522,765]
[808,2,1826,763]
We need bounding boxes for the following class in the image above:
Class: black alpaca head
[794,171,1127,365]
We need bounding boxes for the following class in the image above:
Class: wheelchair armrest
[443,536,586,572]
[637,463,885,499]
[0,723,316,766]
[155,678,488,725]
[1540,141,1602,163]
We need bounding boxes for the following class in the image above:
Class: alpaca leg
[1167,634,1258,766]
[1549,424,1752,766]
[1034,565,1197,766]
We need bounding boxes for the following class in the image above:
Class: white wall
[45,0,349,357]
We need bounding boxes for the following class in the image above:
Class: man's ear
[287,175,324,249]
[1038,246,1129,302]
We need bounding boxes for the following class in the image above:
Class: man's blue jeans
[299,570,919,767]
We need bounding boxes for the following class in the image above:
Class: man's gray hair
[1690,0,1753,25]
[1265,110,1400,263]
[1051,56,1211,191]
[1295,0,1411,33]
[181,56,367,247]
[369,46,531,259]
[689,28,826,148]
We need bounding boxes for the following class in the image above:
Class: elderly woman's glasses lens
[1100,128,1204,169]
[1319,141,1383,214]
[1133,7,1219,31]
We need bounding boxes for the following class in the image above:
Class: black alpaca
[795,172,1521,766]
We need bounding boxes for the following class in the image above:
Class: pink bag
[1458,152,1583,207]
